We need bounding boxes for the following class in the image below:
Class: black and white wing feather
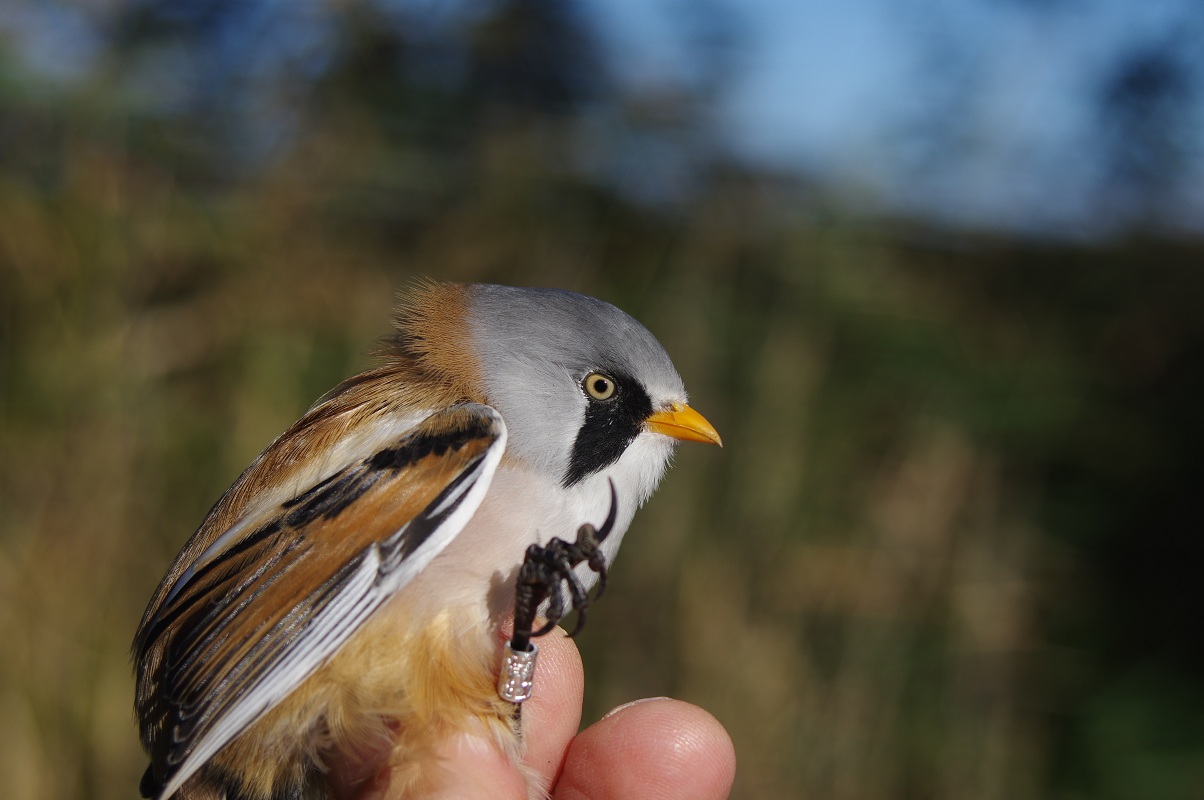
[135,403,505,800]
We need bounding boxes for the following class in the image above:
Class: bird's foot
[498,480,617,704]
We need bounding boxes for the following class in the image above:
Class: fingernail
[601,696,670,720]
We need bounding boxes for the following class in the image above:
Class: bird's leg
[499,480,618,704]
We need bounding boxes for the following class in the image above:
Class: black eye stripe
[564,372,653,487]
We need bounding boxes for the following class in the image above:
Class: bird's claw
[507,480,617,657]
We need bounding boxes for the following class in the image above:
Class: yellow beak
[645,403,723,447]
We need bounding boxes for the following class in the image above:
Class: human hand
[329,627,736,799]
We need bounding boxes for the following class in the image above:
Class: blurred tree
[466,0,607,112]
[1095,42,1195,230]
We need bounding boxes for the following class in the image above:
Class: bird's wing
[143,402,506,800]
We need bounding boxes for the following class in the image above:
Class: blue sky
[589,0,1204,237]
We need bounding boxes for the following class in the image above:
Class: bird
[132,281,722,800]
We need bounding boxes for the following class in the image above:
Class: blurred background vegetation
[2,1,1203,798]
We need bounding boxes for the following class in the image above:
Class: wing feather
[140,403,506,800]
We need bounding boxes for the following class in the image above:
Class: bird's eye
[583,372,617,401]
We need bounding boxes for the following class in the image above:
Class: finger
[324,725,394,800]
[553,698,736,800]
[510,624,586,788]
[419,732,530,800]
[327,728,530,800]
[328,623,584,799]
[403,625,585,800]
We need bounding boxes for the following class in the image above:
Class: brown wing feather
[135,403,503,797]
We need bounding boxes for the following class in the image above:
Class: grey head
[467,284,687,488]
